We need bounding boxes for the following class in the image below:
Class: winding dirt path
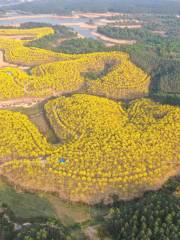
[0,85,85,109]
[0,97,43,109]
[92,31,136,45]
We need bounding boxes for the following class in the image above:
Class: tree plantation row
[0,95,179,203]
[0,27,149,101]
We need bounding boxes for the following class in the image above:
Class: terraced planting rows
[0,27,74,67]
[0,110,53,162]
[0,39,70,67]
[0,95,179,203]
[0,52,150,100]
[0,27,150,101]
[0,27,179,204]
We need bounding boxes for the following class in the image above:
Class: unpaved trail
[0,97,43,109]
[0,86,84,109]
[84,226,101,240]
[92,32,136,45]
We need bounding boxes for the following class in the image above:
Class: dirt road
[92,32,136,45]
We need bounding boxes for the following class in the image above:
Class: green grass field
[0,178,93,226]
[0,178,55,220]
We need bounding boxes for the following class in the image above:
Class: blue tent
[59,158,66,163]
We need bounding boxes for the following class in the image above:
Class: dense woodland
[97,26,162,42]
[106,194,180,240]
[27,25,77,50]
[3,0,180,15]
[54,38,106,54]
[0,211,68,240]
[117,41,180,104]
[104,177,180,240]
[26,23,106,53]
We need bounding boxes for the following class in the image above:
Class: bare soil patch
[0,97,43,109]
[76,12,122,18]
[152,30,166,36]
[84,226,100,240]
[92,32,136,45]
[0,34,35,40]
[63,22,96,29]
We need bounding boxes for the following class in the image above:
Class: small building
[59,158,66,164]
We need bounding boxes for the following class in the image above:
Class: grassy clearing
[0,178,95,227]
[0,178,56,220]
[43,193,91,226]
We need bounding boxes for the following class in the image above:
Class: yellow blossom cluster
[1,96,179,203]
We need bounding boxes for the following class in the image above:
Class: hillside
[0,94,179,204]
[0,27,178,205]
[0,28,150,102]
[0,7,179,237]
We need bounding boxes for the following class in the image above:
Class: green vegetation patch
[0,178,56,220]
[105,177,180,240]
[27,25,77,51]
[55,38,106,54]
[43,194,91,226]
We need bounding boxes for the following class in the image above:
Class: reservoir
[0,15,98,39]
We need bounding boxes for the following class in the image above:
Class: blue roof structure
[59,158,66,163]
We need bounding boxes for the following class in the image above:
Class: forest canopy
[3,0,180,15]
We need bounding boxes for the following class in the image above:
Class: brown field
[152,30,166,36]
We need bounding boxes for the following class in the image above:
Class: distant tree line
[3,0,180,15]
[97,26,163,43]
